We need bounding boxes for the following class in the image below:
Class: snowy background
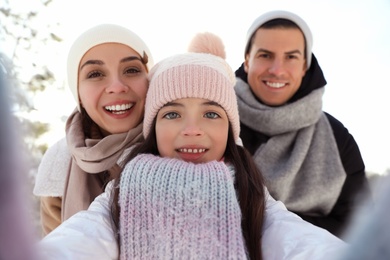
[2,0,390,175]
[1,0,389,243]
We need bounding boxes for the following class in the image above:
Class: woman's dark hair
[246,18,307,61]
[111,119,265,260]
[80,107,96,138]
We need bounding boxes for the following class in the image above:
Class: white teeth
[266,82,286,88]
[178,148,206,153]
[105,103,133,112]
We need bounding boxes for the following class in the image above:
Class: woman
[33,24,154,235]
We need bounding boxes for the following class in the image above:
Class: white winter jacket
[37,181,346,260]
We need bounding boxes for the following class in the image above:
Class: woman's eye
[87,70,103,79]
[124,67,141,74]
[204,112,220,119]
[163,112,180,119]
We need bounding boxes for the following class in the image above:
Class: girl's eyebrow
[162,101,183,108]
[79,56,142,71]
[202,101,221,107]
[162,100,222,108]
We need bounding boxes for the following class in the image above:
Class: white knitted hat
[143,33,240,142]
[67,24,154,111]
[245,10,313,69]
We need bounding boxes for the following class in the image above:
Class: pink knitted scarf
[119,154,247,259]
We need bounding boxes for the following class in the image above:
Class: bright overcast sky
[6,0,390,174]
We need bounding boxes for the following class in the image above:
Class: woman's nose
[105,78,128,93]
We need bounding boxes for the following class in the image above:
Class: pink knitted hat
[143,33,240,141]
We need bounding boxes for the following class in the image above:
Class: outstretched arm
[38,183,118,260]
[262,189,347,260]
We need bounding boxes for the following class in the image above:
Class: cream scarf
[62,110,143,220]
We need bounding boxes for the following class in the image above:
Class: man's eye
[258,53,270,59]
[287,55,298,60]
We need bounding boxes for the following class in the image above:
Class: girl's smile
[175,146,208,162]
[155,98,229,163]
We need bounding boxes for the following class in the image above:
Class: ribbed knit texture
[235,78,346,215]
[143,51,240,142]
[119,154,247,259]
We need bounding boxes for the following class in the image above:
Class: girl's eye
[87,70,103,79]
[204,112,220,119]
[163,112,180,119]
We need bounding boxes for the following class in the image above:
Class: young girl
[111,44,265,259]
[33,24,154,235]
[38,33,346,260]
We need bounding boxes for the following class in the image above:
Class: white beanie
[67,24,154,111]
[245,10,313,69]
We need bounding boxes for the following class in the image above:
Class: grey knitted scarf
[235,78,346,215]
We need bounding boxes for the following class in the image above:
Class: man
[234,10,371,237]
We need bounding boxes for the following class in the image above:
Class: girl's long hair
[111,119,265,260]
[225,129,265,260]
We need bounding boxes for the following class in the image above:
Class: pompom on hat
[187,32,226,59]
[245,10,313,69]
[66,24,154,111]
[143,32,240,142]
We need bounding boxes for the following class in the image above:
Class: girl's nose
[181,119,204,136]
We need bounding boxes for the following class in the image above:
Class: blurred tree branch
[1,0,63,158]
[1,0,64,235]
